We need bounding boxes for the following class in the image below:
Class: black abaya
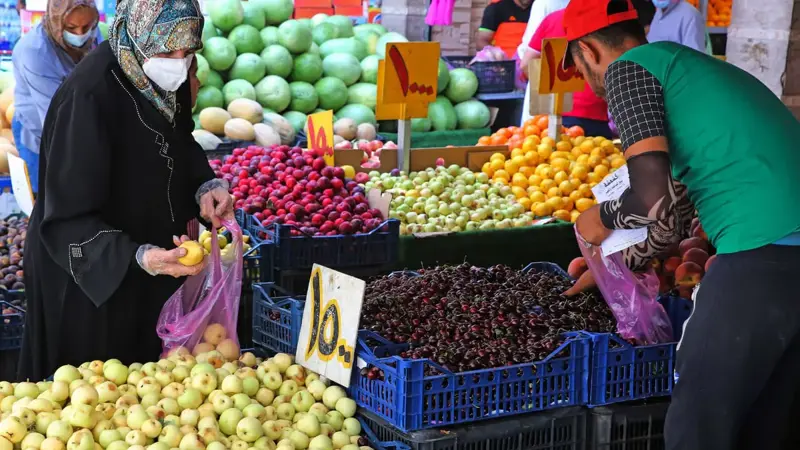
[18,41,214,381]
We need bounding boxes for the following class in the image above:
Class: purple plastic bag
[157,219,244,358]
[574,227,673,345]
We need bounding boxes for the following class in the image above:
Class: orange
[490,159,504,172]
[546,196,565,211]
[533,202,553,217]
[553,170,569,184]
[559,180,576,195]
[539,166,555,180]
[511,186,527,199]
[529,191,546,203]
[481,162,494,177]
[587,155,603,168]
[571,163,590,181]
[562,197,574,211]
[477,136,491,145]
[546,187,562,198]
[569,190,583,203]
[490,153,506,163]
[523,125,541,137]
[535,115,549,130]
[510,148,525,159]
[518,197,532,210]
[551,158,571,172]
[576,154,590,165]
[594,164,610,178]
[507,137,523,151]
[610,157,626,169]
[511,173,528,189]
[519,166,536,178]
[511,155,526,167]
[524,150,539,166]
[575,198,595,212]
[586,172,602,184]
[496,128,512,139]
[555,141,572,153]
[565,125,584,137]
[570,210,581,222]
[504,159,520,174]
[490,135,507,146]
[553,209,572,222]
[578,183,593,198]
[540,178,557,191]
[541,137,556,148]
[494,169,510,181]
[528,174,543,187]
[590,147,607,159]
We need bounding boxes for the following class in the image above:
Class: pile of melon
[0,79,19,174]
[192,98,297,150]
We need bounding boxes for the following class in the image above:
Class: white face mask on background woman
[63,29,92,47]
[142,54,194,92]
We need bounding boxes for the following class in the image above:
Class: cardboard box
[294,6,334,18]
[334,5,365,16]
[294,0,332,7]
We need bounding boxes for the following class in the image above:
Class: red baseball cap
[562,0,639,67]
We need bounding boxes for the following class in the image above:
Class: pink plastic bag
[574,227,673,345]
[157,218,244,358]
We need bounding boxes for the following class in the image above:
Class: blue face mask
[652,0,672,8]
[63,29,92,48]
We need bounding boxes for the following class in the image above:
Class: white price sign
[295,264,365,387]
[7,153,34,217]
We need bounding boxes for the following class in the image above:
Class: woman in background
[12,0,102,194]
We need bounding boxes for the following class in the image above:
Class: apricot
[567,257,588,279]
[692,224,708,241]
[663,256,682,274]
[678,237,710,256]
[705,254,717,272]
[683,247,709,268]
[674,261,704,287]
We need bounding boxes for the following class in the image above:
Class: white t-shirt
[516,0,571,58]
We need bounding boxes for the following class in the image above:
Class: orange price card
[378,42,440,111]
[307,110,334,166]
[376,58,431,120]
[538,38,585,94]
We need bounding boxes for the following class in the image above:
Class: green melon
[288,81,319,113]
[255,75,292,112]
[278,20,313,54]
[229,53,266,85]
[290,53,323,84]
[222,79,257,107]
[228,24,265,55]
[202,36,237,71]
[260,45,293,78]
[314,77,349,111]
[321,53,362,86]
[208,0,243,32]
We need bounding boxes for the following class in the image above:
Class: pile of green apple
[198,229,252,264]
[0,352,371,450]
[364,165,536,235]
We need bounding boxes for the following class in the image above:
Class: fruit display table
[394,220,580,271]
[379,128,491,149]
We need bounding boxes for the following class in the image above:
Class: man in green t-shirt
[562,0,800,448]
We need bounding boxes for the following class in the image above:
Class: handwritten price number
[388,45,435,98]
[307,116,334,158]
[305,269,354,368]
[543,41,584,91]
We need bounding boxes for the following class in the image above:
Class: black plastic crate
[360,406,587,450]
[1,299,24,351]
[589,400,669,450]
[0,349,19,382]
[445,56,517,94]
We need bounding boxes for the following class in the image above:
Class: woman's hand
[563,270,597,296]
[199,187,234,229]
[137,238,206,277]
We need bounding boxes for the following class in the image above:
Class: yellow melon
[227,98,262,124]
[192,130,223,151]
[253,123,281,147]
[199,107,231,136]
[224,118,256,141]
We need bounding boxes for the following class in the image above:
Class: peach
[663,256,682,274]
[677,285,695,300]
[705,254,717,273]
[678,237,709,257]
[674,262,703,287]
[682,248,709,268]
[692,224,708,241]
[567,257,588,279]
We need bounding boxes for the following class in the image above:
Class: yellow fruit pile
[480,135,625,222]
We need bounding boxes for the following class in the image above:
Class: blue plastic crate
[1,300,24,351]
[241,212,400,271]
[252,283,305,355]
[350,330,591,432]
[658,295,694,342]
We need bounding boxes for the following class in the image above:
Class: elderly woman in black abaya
[18,0,233,381]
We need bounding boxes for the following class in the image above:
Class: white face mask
[142,54,193,92]
[63,29,92,48]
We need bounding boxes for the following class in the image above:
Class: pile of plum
[360,263,616,373]
[0,216,25,305]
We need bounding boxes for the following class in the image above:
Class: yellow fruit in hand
[178,241,205,266]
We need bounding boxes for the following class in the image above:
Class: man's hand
[576,204,612,245]
[200,187,234,229]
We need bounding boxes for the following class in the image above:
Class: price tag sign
[296,264,366,387]
[307,110,335,166]
[7,153,34,217]
[538,38,585,94]
[376,42,439,120]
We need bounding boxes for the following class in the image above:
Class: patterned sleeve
[598,60,681,235]
[605,60,667,151]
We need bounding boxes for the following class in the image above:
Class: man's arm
[476,5,499,50]
[576,60,679,244]
[681,13,707,53]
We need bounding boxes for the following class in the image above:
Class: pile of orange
[479,127,625,223]
[476,115,586,148]
[686,0,731,27]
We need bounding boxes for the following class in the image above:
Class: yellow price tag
[377,42,439,119]
[306,110,334,166]
[538,38,585,94]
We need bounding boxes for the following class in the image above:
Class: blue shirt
[12,23,103,154]
[646,1,706,53]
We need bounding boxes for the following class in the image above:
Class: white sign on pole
[7,153,34,217]
[591,164,647,256]
[295,264,365,387]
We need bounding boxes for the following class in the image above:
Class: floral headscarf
[43,0,100,58]
[109,0,203,123]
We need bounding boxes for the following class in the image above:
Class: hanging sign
[295,264,366,387]
[376,42,440,120]
[306,110,335,166]
[7,153,34,217]
[538,38,585,94]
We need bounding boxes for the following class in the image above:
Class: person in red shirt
[520,8,612,137]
